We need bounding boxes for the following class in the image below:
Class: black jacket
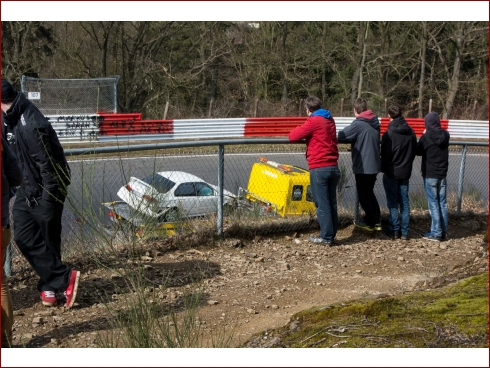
[3,92,70,202]
[2,136,23,226]
[381,116,417,180]
[416,112,450,179]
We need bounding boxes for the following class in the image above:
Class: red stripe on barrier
[98,112,143,121]
[98,118,174,136]
[244,117,304,136]
[380,118,449,137]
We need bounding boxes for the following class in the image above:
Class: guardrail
[48,114,489,142]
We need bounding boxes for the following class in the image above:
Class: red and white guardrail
[47,113,488,142]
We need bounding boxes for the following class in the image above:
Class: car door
[194,182,218,216]
[173,182,198,216]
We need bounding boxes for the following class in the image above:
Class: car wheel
[164,208,181,222]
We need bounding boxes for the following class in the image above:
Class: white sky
[1,1,489,21]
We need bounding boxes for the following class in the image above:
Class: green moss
[270,273,488,348]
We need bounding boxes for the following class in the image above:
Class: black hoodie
[381,116,417,180]
[416,112,450,179]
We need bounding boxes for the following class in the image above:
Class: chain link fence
[5,140,488,276]
[21,76,119,116]
[57,141,487,250]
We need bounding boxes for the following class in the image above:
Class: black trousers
[355,174,381,227]
[12,189,71,292]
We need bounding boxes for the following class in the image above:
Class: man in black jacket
[1,80,80,308]
[416,111,450,242]
[338,98,381,232]
[380,105,417,240]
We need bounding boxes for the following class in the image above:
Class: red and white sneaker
[40,291,57,307]
[64,270,80,308]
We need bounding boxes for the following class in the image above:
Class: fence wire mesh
[6,141,488,270]
[21,76,119,116]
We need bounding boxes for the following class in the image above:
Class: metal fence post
[217,144,225,236]
[457,144,468,216]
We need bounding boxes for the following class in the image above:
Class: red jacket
[288,112,339,170]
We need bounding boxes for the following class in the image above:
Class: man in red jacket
[289,96,340,245]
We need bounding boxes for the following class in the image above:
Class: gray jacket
[338,110,381,175]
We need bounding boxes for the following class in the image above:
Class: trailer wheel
[164,208,181,222]
[223,203,236,216]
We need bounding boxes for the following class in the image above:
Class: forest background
[2,20,489,121]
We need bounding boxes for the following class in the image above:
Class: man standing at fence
[416,111,450,242]
[1,80,80,308]
[338,98,381,232]
[380,105,417,240]
[289,96,340,245]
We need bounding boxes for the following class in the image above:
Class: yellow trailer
[239,157,316,217]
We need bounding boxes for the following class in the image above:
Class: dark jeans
[12,189,71,292]
[355,173,381,227]
[382,174,410,235]
[310,166,340,241]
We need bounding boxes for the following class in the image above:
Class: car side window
[175,183,196,196]
[196,183,214,196]
[292,185,303,201]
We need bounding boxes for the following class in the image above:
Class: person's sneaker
[441,234,447,241]
[382,228,400,239]
[64,270,80,309]
[374,223,382,231]
[40,291,57,307]
[422,233,441,242]
[308,236,333,246]
[400,234,409,241]
[354,220,374,232]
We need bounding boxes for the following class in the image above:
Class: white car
[116,171,236,221]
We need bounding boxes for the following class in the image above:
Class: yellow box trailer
[239,157,316,217]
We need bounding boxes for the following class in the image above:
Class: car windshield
[141,174,175,194]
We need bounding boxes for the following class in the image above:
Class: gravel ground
[5,214,488,348]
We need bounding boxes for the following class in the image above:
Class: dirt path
[6,215,488,348]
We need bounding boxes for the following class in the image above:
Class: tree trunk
[357,22,369,99]
[321,22,327,102]
[280,22,289,105]
[418,22,428,118]
[444,22,465,119]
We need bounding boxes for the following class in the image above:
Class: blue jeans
[424,177,448,238]
[383,174,410,235]
[310,166,340,241]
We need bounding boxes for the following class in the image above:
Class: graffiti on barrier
[99,119,173,136]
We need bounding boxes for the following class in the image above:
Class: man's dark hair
[2,80,17,103]
[387,105,402,119]
[354,98,367,114]
[305,96,322,113]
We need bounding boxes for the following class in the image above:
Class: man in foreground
[1,80,80,308]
